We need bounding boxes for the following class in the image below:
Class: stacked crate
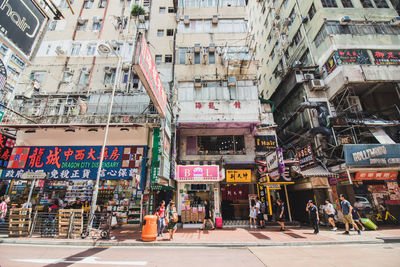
[58,209,83,238]
[8,208,31,237]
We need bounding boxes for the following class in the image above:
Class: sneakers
[331,227,338,231]
[358,230,361,235]
[362,227,366,231]
[343,231,350,235]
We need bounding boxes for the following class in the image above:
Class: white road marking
[13,256,147,265]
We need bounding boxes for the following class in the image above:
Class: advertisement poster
[296,143,316,171]
[255,135,277,152]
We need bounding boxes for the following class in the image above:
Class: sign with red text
[176,165,219,182]
[134,35,167,118]
[297,143,316,171]
[2,145,147,180]
[372,50,400,65]
[355,172,398,181]
[0,133,15,168]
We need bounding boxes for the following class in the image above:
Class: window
[165,55,172,63]
[99,0,107,8]
[157,29,164,36]
[155,55,162,63]
[209,51,215,64]
[71,44,81,56]
[179,48,187,64]
[159,7,166,13]
[11,54,25,68]
[308,4,316,20]
[374,0,389,8]
[168,7,175,13]
[167,29,174,36]
[92,19,102,31]
[341,0,353,7]
[30,71,46,83]
[194,52,200,64]
[104,69,116,84]
[62,70,73,83]
[196,135,245,155]
[321,0,338,7]
[0,44,8,55]
[86,44,96,55]
[84,0,93,8]
[78,71,90,85]
[293,30,302,45]
[48,21,57,31]
[77,20,88,31]
[360,0,374,7]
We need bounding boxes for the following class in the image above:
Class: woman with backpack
[324,199,337,231]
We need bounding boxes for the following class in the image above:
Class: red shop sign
[355,172,398,181]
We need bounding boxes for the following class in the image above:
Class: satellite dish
[98,43,111,54]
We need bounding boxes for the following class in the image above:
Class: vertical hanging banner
[134,34,167,118]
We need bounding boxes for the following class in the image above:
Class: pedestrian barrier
[142,215,157,241]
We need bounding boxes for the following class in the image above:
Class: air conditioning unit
[184,15,190,25]
[303,73,314,81]
[64,68,73,74]
[110,40,118,49]
[104,66,112,74]
[209,43,215,52]
[93,16,100,23]
[228,77,236,86]
[295,70,304,83]
[390,17,400,26]
[310,79,326,91]
[282,18,292,28]
[340,16,351,25]
[212,15,218,24]
[77,17,86,24]
[194,43,201,53]
[81,67,90,73]
[194,78,202,88]
[55,46,65,55]
[138,15,145,23]
[292,61,302,68]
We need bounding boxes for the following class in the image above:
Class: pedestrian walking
[306,200,319,234]
[155,200,166,237]
[249,199,257,229]
[340,194,361,235]
[256,197,265,229]
[0,196,10,227]
[166,201,178,240]
[201,200,215,230]
[351,205,365,231]
[324,199,337,231]
[275,199,285,231]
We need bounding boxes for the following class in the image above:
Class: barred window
[373,0,389,8]
[341,0,353,7]
[360,0,374,7]
[321,0,338,7]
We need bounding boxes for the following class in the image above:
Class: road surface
[0,243,399,266]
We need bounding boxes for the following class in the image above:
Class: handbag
[172,212,178,223]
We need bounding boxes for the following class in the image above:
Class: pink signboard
[135,36,167,118]
[177,165,220,182]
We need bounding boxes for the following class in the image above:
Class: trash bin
[142,215,157,242]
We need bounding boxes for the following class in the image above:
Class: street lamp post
[87,42,123,231]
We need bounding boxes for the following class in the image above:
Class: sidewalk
[1,226,400,247]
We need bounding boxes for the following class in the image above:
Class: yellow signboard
[226,169,252,183]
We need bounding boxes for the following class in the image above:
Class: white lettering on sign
[0,0,40,38]
[352,146,387,162]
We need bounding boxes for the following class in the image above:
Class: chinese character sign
[0,134,15,168]
[136,36,167,118]
[373,50,400,65]
[296,143,316,171]
[3,145,147,180]
[226,169,252,183]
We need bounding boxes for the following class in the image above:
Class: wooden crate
[8,208,32,237]
[58,209,83,239]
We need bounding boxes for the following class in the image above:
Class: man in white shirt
[324,199,337,231]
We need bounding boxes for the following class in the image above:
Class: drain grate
[284,232,305,239]
[250,232,271,240]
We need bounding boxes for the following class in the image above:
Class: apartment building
[0,0,175,203]
[173,0,279,224]
[249,0,400,222]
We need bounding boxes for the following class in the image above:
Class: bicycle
[81,213,111,240]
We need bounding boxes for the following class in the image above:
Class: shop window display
[195,135,245,155]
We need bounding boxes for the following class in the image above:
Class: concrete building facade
[249,0,400,222]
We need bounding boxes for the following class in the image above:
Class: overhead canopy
[297,166,338,178]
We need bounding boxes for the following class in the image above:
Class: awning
[298,166,338,178]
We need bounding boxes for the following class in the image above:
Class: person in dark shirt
[340,194,361,235]
[306,200,319,234]
[201,200,215,230]
[351,206,365,231]
[275,199,285,231]
[72,199,83,209]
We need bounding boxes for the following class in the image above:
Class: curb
[0,238,389,248]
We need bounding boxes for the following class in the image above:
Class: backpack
[261,202,266,214]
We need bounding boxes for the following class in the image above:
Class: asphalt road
[0,243,399,267]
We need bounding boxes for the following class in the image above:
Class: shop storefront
[176,165,221,225]
[343,144,400,220]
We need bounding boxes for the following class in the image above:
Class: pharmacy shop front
[176,165,222,225]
